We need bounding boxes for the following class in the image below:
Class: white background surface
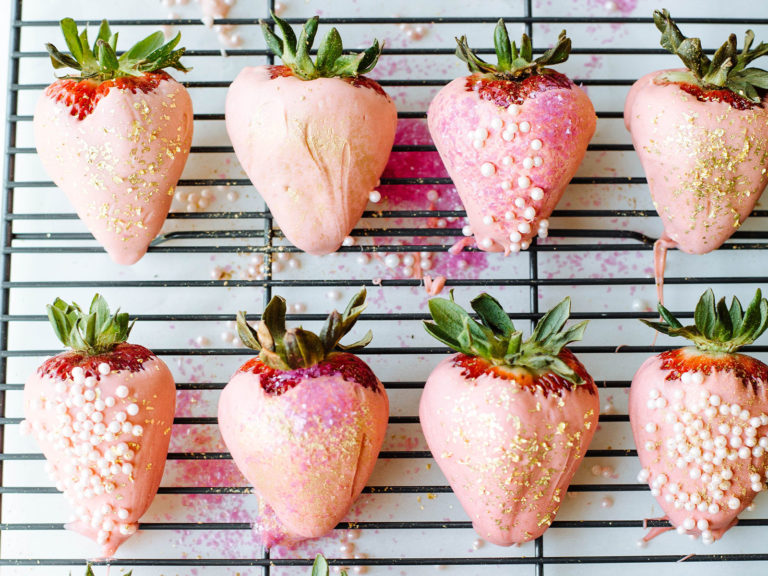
[3,1,768,575]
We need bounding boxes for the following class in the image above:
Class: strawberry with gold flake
[419,293,599,545]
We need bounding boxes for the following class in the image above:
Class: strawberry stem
[455,19,571,81]
[424,292,588,385]
[641,288,768,353]
[47,294,134,356]
[46,18,190,82]
[653,9,768,103]
[236,288,373,371]
[261,13,383,80]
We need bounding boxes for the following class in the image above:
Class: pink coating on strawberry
[23,295,176,557]
[34,18,193,266]
[218,289,388,548]
[226,16,396,256]
[630,289,768,544]
[421,293,599,545]
[428,21,595,254]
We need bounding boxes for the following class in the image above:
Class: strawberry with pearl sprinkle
[420,293,599,545]
[630,288,768,544]
[22,294,175,557]
[428,20,595,254]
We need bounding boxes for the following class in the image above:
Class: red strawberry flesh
[659,348,768,391]
[45,71,170,120]
[465,70,573,108]
[239,352,382,396]
[38,343,156,380]
[452,348,597,397]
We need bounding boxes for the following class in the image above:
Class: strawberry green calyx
[654,9,768,103]
[424,293,589,384]
[641,288,768,354]
[78,566,131,576]
[237,287,373,371]
[312,554,347,576]
[261,13,383,80]
[455,19,571,80]
[47,294,135,356]
[46,18,189,81]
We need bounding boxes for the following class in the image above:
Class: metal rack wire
[3,0,768,573]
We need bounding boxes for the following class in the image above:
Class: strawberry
[217,288,389,548]
[22,295,176,557]
[630,288,768,544]
[225,14,397,256]
[625,11,768,295]
[427,20,596,254]
[34,19,194,265]
[419,293,599,545]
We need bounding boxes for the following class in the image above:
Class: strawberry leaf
[455,21,571,80]
[60,18,83,65]
[236,311,262,351]
[46,19,189,80]
[425,293,588,385]
[470,293,515,337]
[316,28,342,72]
[312,554,330,576]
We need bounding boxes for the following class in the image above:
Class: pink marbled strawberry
[23,295,176,557]
[34,19,193,265]
[428,21,595,254]
[630,289,768,544]
[420,293,599,545]
[217,289,388,548]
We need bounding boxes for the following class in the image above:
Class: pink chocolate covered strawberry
[419,293,599,545]
[226,14,397,255]
[217,288,389,548]
[630,288,768,544]
[23,295,176,557]
[428,21,596,253]
[34,19,193,265]
[625,11,768,298]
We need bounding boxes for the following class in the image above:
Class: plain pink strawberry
[34,19,193,265]
[428,20,595,254]
[217,288,389,548]
[630,288,768,544]
[23,295,176,557]
[226,14,397,255]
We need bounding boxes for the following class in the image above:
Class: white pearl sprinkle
[118,508,130,520]
[71,367,85,383]
[519,121,531,133]
[504,211,514,221]
[510,242,521,253]
[728,497,740,510]
[514,197,527,208]
[509,231,522,243]
[462,225,473,237]
[530,139,542,150]
[342,236,355,247]
[115,386,129,399]
[523,157,534,169]
[475,128,488,140]
[533,156,543,167]
[84,377,97,388]
[507,104,520,115]
[368,190,381,203]
[501,180,511,190]
[473,139,484,149]
[104,397,115,408]
[502,156,513,166]
[523,207,536,220]
[114,412,127,423]
[518,176,531,189]
[517,222,531,234]
[645,422,657,433]
[708,503,720,514]
[482,215,493,226]
[480,162,496,177]
[502,130,515,141]
[682,517,695,530]
[637,468,650,482]
[126,404,139,416]
[490,117,503,130]
[97,363,111,376]
[480,238,493,249]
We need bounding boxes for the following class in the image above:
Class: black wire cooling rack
[4,0,768,573]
